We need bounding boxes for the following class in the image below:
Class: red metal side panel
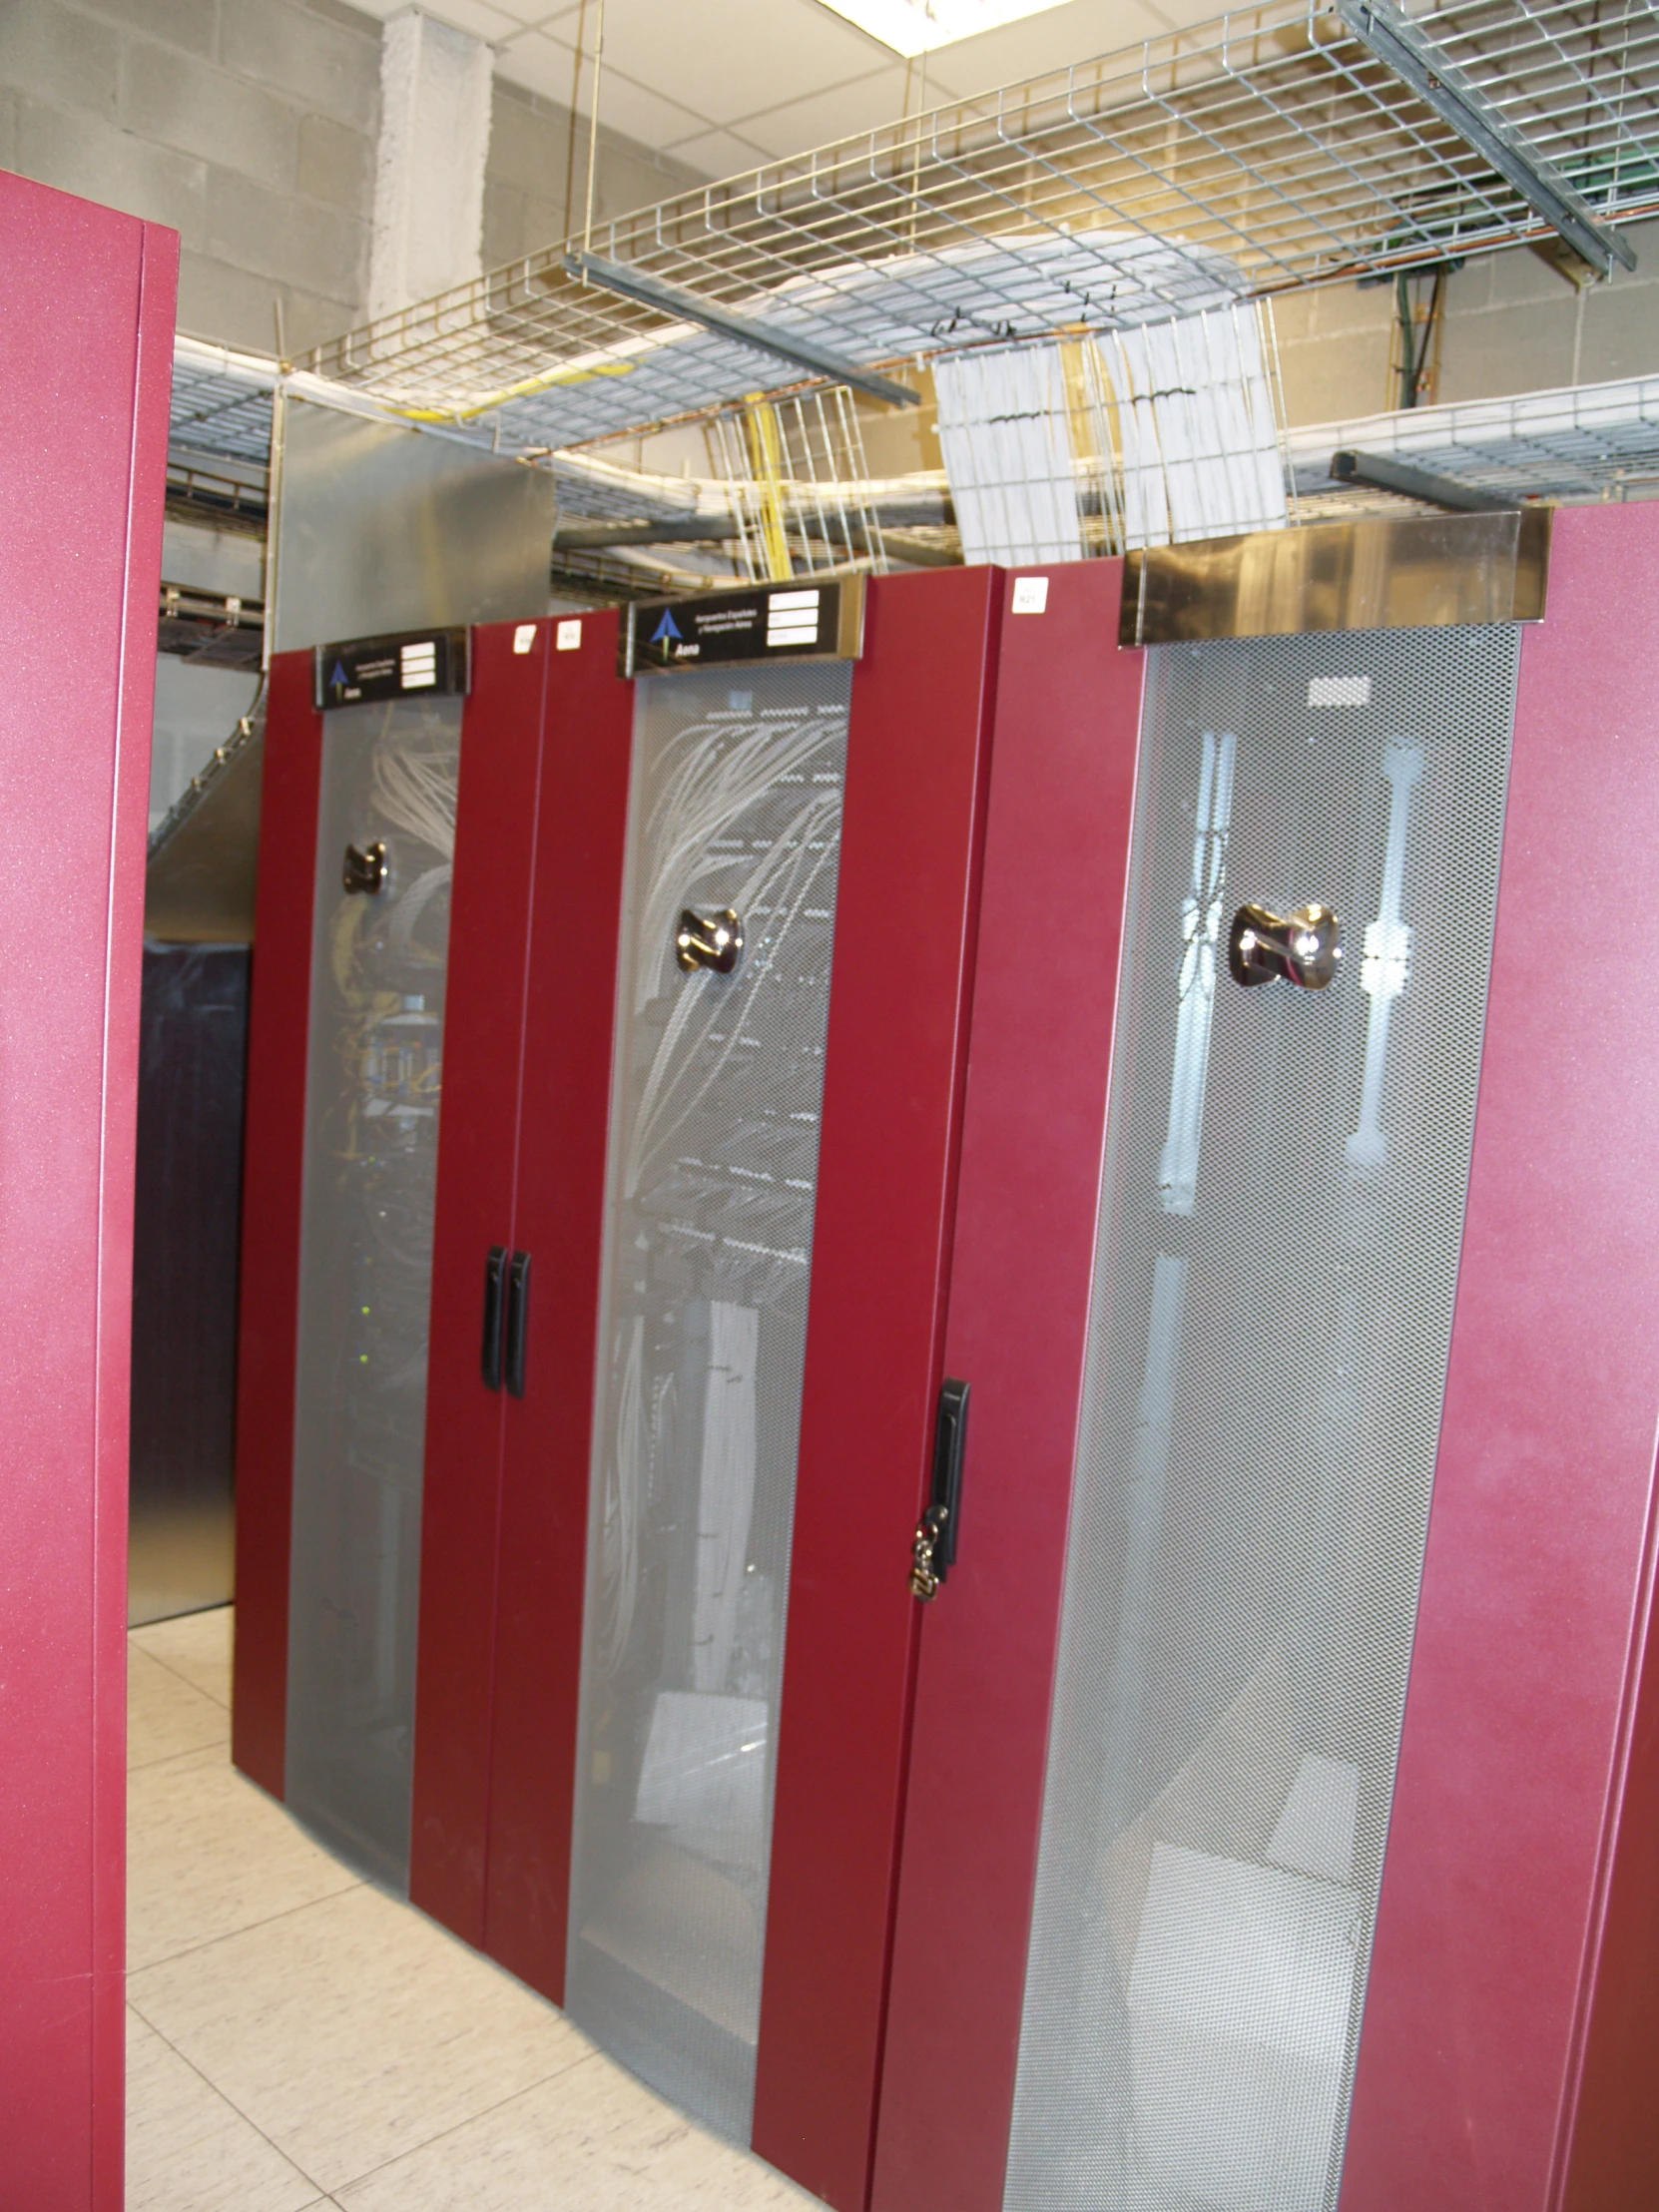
[233,652,324,1795]
[1340,503,1659,2212]
[752,568,1002,2210]
[0,176,175,2210]
[410,622,549,1940]
[483,609,634,2000]
[871,563,1144,2212]
[1559,1546,1659,2212]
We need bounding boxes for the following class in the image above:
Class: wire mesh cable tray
[302,0,1659,453]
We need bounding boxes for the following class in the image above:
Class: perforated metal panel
[1003,624,1519,2212]
[567,663,850,2143]
[286,697,458,1886]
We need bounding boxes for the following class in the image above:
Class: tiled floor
[127,1609,817,2211]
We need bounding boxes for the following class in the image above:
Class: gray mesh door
[286,696,458,1886]
[566,664,850,2143]
[1003,626,1518,2212]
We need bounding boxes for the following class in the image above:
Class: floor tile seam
[129,2001,334,2196]
[129,1640,233,1709]
[326,2045,606,2196]
[127,1740,233,1775]
[127,1874,368,1979]
[127,1736,234,1779]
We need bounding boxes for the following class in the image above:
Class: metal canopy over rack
[1291,368,1659,502]
[298,0,1657,453]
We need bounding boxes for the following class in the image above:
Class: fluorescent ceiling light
[819,0,1077,57]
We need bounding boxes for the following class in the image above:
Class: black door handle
[481,1246,507,1391]
[910,1378,970,1601]
[505,1251,532,1398]
[929,1378,969,1577]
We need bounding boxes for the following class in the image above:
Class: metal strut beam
[1331,447,1522,512]
[1334,0,1636,280]
[564,251,922,410]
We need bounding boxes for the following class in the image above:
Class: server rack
[234,619,565,1887]
[872,506,1659,2212]
[407,570,1010,2205]
[238,573,1015,2209]
[130,944,249,1626]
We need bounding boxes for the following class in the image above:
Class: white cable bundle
[934,305,1287,565]
[932,341,1086,567]
[1107,303,1288,548]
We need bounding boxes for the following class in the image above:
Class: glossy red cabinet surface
[0,172,176,2207]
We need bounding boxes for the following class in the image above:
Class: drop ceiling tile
[422,0,529,41]
[490,24,583,102]
[596,71,726,152]
[347,0,567,55]
[498,25,719,146]
[722,64,940,161]
[915,0,1223,96]
[316,0,1242,194]
[658,126,783,179]
[594,0,898,125]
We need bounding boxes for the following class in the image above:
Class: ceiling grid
[167,3,1659,568]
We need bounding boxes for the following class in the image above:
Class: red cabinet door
[241,628,550,1899]
[874,515,1659,2212]
[233,652,323,1797]
[751,567,1008,2207]
[0,174,177,2206]
[410,619,558,1938]
[410,609,637,1972]
[478,609,636,1998]
[869,561,1144,2212]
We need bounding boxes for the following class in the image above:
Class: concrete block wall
[0,0,380,353]
[483,75,704,274]
[0,0,702,357]
[1273,217,1659,427]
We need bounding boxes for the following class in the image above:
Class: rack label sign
[622,579,864,675]
[314,628,469,710]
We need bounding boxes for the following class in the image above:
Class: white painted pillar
[368,8,494,322]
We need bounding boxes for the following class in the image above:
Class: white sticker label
[767,587,821,648]
[513,623,538,654]
[1011,575,1049,614]
[555,619,582,652]
[399,640,437,689]
[1309,675,1371,707]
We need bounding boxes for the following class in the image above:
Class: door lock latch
[909,1379,969,1603]
[342,839,387,895]
[675,906,744,975]
[1229,902,1342,989]
[909,1506,949,1602]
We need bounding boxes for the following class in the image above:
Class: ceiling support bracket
[563,251,922,410]
[1334,0,1636,280]
[1332,447,1522,513]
